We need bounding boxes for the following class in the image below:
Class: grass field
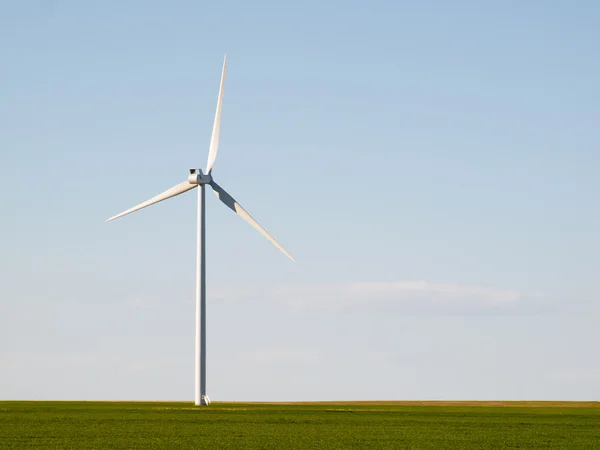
[1,401,599,448]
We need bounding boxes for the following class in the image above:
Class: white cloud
[213,280,547,315]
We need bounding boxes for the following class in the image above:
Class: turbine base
[196,394,211,406]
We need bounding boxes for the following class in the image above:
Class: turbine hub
[188,169,213,185]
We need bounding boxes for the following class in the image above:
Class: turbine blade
[106,180,196,222]
[205,55,227,174]
[210,181,295,262]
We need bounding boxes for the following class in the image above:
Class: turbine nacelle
[188,169,213,185]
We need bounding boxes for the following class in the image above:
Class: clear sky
[1,0,599,401]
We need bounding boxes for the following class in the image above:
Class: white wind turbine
[106,55,295,406]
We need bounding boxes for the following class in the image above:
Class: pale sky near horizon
[1,1,599,401]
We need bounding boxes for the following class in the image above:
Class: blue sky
[1,0,599,401]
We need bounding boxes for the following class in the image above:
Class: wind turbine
[106,55,295,406]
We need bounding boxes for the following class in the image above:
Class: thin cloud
[213,280,548,315]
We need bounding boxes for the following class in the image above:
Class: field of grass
[1,401,598,448]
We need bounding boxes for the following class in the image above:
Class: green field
[1,401,598,449]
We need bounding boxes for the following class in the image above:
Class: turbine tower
[106,55,295,406]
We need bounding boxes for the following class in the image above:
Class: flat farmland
[0,401,598,449]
